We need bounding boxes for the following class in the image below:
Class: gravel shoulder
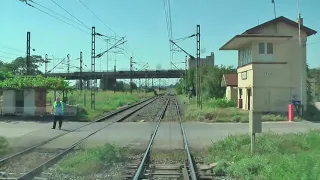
[39,149,145,180]
[0,150,62,179]
[123,97,167,122]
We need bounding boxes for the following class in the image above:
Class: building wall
[252,21,308,108]
[35,89,47,115]
[24,89,36,115]
[237,65,253,110]
[236,21,309,112]
[225,86,238,101]
[2,90,15,114]
[188,52,214,69]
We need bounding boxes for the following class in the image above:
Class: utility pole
[145,69,147,93]
[196,25,201,108]
[130,57,133,94]
[66,54,70,100]
[91,26,96,109]
[26,32,31,75]
[67,54,70,74]
[106,39,109,72]
[45,54,48,74]
[114,52,117,72]
[185,55,188,97]
[80,51,83,90]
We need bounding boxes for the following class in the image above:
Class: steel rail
[133,95,170,180]
[16,95,163,180]
[0,95,159,165]
[173,97,198,180]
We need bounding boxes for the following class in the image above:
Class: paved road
[1,120,320,151]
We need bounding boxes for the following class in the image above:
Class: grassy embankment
[56,143,126,175]
[0,136,9,158]
[205,130,320,179]
[47,90,154,121]
[178,95,302,123]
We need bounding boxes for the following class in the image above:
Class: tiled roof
[223,74,238,86]
[242,16,317,36]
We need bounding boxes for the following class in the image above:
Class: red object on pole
[238,99,243,109]
[288,104,294,122]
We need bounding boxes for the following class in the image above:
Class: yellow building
[221,74,238,101]
[220,16,317,113]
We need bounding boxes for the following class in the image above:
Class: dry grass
[178,95,298,123]
[47,90,154,121]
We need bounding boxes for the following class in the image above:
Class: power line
[0,55,16,59]
[25,3,91,35]
[0,50,24,57]
[78,0,143,62]
[50,0,91,30]
[29,0,90,31]
[163,0,174,67]
[78,0,116,34]
[0,44,24,53]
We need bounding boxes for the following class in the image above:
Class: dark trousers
[53,115,63,129]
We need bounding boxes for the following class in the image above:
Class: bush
[206,98,237,108]
[0,136,9,156]
[205,130,320,179]
[57,143,124,175]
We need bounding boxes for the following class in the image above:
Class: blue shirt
[53,102,64,115]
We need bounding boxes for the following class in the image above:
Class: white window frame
[258,42,274,55]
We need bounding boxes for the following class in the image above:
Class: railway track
[124,94,215,180]
[123,94,214,180]
[0,95,162,180]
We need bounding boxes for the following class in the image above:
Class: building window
[238,45,252,67]
[267,43,273,54]
[259,42,274,55]
[241,71,247,80]
[258,43,265,54]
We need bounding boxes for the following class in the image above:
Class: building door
[247,89,251,110]
[15,90,24,114]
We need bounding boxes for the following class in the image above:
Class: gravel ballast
[39,150,145,180]
[123,97,168,122]
[0,151,59,179]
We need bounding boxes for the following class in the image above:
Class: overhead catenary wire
[78,0,143,62]
[78,0,115,34]
[163,0,174,68]
[25,2,91,35]
[28,0,90,31]
[50,0,91,30]
[0,50,24,57]
[0,55,16,59]
[25,0,108,44]
[0,44,25,53]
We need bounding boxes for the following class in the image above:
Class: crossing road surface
[1,120,320,151]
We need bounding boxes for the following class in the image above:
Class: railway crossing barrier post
[249,110,262,154]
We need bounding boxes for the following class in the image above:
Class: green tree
[175,79,183,95]
[5,55,45,75]
[115,81,125,91]
[200,65,234,99]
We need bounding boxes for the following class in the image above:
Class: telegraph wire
[0,55,16,59]
[0,44,24,53]
[78,0,143,62]
[29,0,90,31]
[25,2,91,35]
[0,50,24,57]
[78,0,116,34]
[50,0,91,30]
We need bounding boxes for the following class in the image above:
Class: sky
[0,0,319,76]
